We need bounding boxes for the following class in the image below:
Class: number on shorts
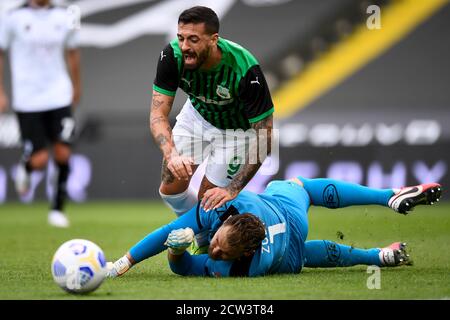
[227,156,242,176]
[61,117,75,142]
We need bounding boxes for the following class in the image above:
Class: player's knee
[159,181,190,195]
[159,186,198,216]
[53,143,71,163]
[198,176,219,200]
[30,149,49,170]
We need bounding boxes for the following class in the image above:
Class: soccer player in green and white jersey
[150,6,274,249]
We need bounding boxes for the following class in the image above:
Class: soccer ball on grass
[51,239,107,294]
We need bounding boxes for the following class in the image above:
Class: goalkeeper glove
[165,227,195,255]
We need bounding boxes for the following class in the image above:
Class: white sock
[114,255,132,275]
[160,187,198,217]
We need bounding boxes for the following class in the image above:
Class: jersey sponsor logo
[216,85,231,99]
[192,94,234,106]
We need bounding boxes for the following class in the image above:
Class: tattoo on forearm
[155,133,169,147]
[227,115,273,194]
[253,115,273,156]
[153,99,164,109]
[227,164,260,195]
[161,159,175,184]
[150,115,166,127]
[151,93,165,110]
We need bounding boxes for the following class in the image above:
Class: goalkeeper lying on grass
[107,177,442,277]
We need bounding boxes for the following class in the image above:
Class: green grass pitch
[0,201,449,300]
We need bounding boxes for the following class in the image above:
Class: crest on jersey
[216,85,231,99]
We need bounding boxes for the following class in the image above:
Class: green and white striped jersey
[153,38,274,130]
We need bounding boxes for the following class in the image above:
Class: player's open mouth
[184,54,196,63]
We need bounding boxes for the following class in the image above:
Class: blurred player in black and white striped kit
[0,0,81,227]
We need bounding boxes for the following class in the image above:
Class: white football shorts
[172,99,249,187]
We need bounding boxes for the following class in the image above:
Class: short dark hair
[223,213,266,255]
[178,6,220,35]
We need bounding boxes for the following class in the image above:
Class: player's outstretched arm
[168,250,237,277]
[165,227,209,276]
[106,203,207,277]
[166,227,195,256]
[168,251,209,276]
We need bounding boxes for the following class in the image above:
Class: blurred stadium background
[0,0,449,203]
[1,0,450,301]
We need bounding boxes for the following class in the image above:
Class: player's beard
[183,48,209,71]
[30,0,51,7]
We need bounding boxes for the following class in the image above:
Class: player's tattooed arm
[161,158,175,184]
[201,115,273,211]
[149,90,176,160]
[227,115,273,194]
[150,90,194,181]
